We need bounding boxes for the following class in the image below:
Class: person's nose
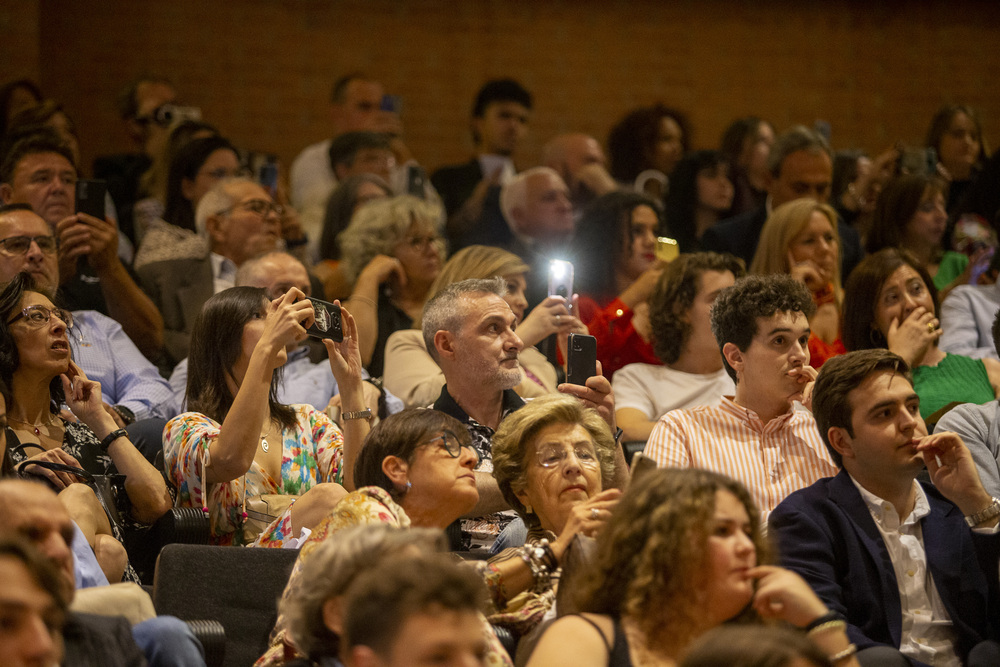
[23,612,59,662]
[49,313,67,334]
[561,449,584,476]
[506,328,524,352]
[789,337,808,363]
[734,528,756,557]
[901,291,920,318]
[556,191,572,211]
[25,239,45,261]
[458,444,478,469]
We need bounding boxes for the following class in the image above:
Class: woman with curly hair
[526,468,859,667]
[338,195,445,377]
[607,104,691,200]
[612,252,743,442]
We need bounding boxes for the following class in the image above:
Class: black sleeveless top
[573,615,634,667]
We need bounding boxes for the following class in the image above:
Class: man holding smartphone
[0,130,165,361]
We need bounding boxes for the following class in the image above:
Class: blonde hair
[412,245,528,328]
[337,195,445,282]
[750,199,842,303]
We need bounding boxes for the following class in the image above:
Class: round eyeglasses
[535,443,600,469]
[7,304,73,329]
[420,429,480,466]
[218,199,285,218]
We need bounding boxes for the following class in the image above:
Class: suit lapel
[177,258,214,332]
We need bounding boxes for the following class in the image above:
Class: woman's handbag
[243,493,298,543]
[19,459,130,533]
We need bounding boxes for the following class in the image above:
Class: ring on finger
[590,508,599,520]
[927,321,936,333]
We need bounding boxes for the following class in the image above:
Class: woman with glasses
[164,285,368,548]
[337,195,445,377]
[133,135,241,270]
[0,272,172,582]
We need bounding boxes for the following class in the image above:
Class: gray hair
[280,524,446,660]
[235,250,306,288]
[194,176,258,238]
[767,125,831,177]
[499,166,561,228]
[421,277,507,363]
[336,195,445,282]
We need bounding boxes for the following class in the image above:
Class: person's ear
[0,183,13,204]
[206,214,227,245]
[827,426,855,463]
[333,163,350,182]
[434,330,456,361]
[722,342,744,377]
[321,596,344,635]
[381,455,409,490]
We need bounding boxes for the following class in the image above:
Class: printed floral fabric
[164,404,343,547]
[254,487,513,667]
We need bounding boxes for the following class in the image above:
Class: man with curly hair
[643,273,837,522]
[613,252,744,442]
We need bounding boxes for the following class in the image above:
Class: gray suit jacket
[138,254,213,369]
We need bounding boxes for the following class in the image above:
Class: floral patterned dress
[164,404,343,547]
[254,487,513,667]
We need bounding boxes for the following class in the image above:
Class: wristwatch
[965,497,1000,527]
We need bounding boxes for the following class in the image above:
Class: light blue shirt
[939,281,1000,360]
[70,310,175,420]
[71,521,109,590]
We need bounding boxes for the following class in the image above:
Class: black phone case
[566,333,597,386]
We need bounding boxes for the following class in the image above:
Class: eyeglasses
[199,166,251,180]
[8,304,73,329]
[535,443,600,469]
[421,430,480,466]
[218,199,285,218]
[402,234,441,251]
[0,235,58,257]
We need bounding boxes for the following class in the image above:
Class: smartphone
[566,333,597,386]
[303,297,343,342]
[258,161,279,198]
[548,259,574,314]
[655,237,679,263]
[380,94,401,113]
[406,165,426,198]
[629,452,657,484]
[75,179,106,220]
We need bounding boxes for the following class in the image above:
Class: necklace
[9,414,56,437]
[260,419,273,453]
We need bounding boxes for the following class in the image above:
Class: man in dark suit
[138,177,282,369]
[431,79,532,250]
[770,349,1000,666]
[701,125,863,281]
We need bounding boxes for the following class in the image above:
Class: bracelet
[111,404,136,426]
[805,611,842,632]
[807,620,846,637]
[964,497,1000,527]
[99,428,128,452]
[520,540,554,591]
[349,296,377,309]
[342,408,373,422]
[828,644,857,663]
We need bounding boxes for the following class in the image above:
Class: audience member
[1,129,165,359]
[164,285,366,546]
[607,104,690,200]
[133,134,241,270]
[662,149,735,252]
[719,115,774,217]
[0,79,44,138]
[680,625,834,667]
[0,272,172,581]
[613,252,743,442]
[341,552,490,667]
[936,308,1000,498]
[702,125,863,281]
[6,99,82,168]
[770,349,1000,665]
[256,409,509,667]
[541,133,617,213]
[926,104,989,216]
[866,173,970,296]
[0,479,206,666]
[574,191,663,378]
[137,176,283,367]
[0,537,67,667]
[830,147,896,241]
[526,468,859,667]
[338,195,445,377]
[384,245,576,408]
[643,274,837,522]
[842,248,1000,422]
[751,199,845,367]
[432,78,533,229]
[939,247,1000,359]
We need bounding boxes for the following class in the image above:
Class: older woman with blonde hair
[750,199,844,367]
[338,195,446,377]
[383,245,586,407]
[527,468,859,667]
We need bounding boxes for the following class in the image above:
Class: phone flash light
[550,260,570,279]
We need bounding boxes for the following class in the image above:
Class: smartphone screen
[566,333,597,386]
[75,179,107,220]
[548,260,574,315]
[655,237,679,263]
[304,297,343,342]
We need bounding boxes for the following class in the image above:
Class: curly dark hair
[710,274,816,382]
[841,248,938,353]
[0,272,64,414]
[649,253,745,365]
[574,468,768,653]
[608,104,691,182]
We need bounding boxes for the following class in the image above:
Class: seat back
[153,544,299,667]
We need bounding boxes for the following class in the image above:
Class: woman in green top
[842,248,1000,422]
[865,174,969,300]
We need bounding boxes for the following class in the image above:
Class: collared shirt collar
[851,476,930,530]
[718,395,795,431]
[209,252,237,293]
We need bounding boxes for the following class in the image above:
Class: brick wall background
[8,0,1000,176]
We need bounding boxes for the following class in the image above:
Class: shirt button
[907,570,915,577]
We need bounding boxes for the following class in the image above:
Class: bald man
[542,133,617,211]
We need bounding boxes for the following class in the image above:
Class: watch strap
[342,408,373,422]
[99,428,128,452]
[965,497,1000,527]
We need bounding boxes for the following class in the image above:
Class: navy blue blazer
[769,470,1000,664]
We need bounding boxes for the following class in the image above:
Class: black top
[571,614,634,667]
[369,287,413,379]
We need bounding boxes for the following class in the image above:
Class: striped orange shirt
[643,396,838,522]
